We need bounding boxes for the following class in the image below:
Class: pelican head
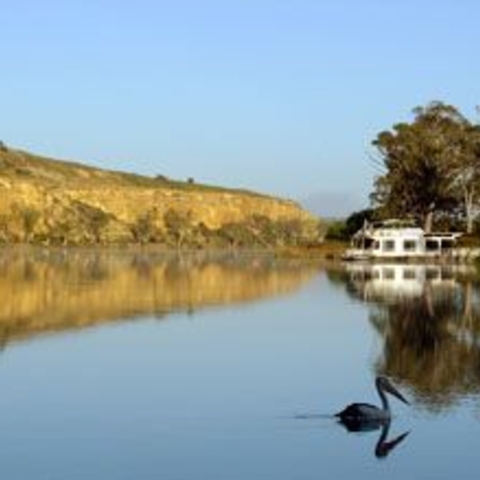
[376,376,409,406]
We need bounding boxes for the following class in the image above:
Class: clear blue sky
[1,0,479,216]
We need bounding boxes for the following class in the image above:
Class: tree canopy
[370,101,480,232]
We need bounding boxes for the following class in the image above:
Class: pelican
[335,376,409,425]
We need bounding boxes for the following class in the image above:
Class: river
[0,248,479,479]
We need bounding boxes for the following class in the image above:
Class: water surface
[0,250,479,479]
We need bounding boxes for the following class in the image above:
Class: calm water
[0,249,480,479]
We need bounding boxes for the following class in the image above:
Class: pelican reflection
[338,415,410,459]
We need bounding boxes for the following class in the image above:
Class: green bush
[325,220,349,241]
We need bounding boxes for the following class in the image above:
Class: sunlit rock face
[0,248,318,346]
[0,148,321,246]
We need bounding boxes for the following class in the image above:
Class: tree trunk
[424,211,433,233]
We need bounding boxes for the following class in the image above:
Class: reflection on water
[338,417,410,459]
[340,263,480,412]
[2,251,480,477]
[0,247,318,347]
[374,422,410,459]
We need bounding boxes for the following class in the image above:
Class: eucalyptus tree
[371,102,480,232]
[449,123,480,233]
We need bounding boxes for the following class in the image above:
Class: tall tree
[448,123,480,233]
[371,102,477,232]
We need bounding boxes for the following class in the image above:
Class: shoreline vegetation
[0,144,324,249]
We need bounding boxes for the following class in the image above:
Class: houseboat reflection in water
[342,263,480,412]
[346,263,464,303]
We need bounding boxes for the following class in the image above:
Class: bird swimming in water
[335,376,409,428]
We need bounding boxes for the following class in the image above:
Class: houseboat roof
[354,220,462,240]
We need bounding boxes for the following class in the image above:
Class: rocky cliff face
[0,147,322,246]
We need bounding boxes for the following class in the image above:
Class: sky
[1,0,480,216]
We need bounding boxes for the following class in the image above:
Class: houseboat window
[353,237,375,249]
[373,240,380,250]
[441,239,454,250]
[382,240,395,252]
[426,239,440,251]
[403,240,417,252]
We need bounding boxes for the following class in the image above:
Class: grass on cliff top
[0,145,274,200]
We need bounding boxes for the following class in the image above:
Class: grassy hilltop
[0,144,322,247]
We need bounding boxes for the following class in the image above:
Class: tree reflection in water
[341,264,480,412]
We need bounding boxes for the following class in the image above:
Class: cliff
[0,145,322,247]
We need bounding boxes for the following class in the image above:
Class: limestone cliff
[0,145,322,246]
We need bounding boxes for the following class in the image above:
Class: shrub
[21,207,41,241]
[163,209,193,247]
[131,213,156,244]
[72,201,112,243]
[325,220,349,241]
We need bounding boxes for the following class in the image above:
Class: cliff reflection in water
[0,248,318,346]
[343,263,480,412]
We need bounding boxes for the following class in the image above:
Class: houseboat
[342,219,464,261]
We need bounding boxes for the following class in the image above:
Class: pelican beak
[388,383,410,405]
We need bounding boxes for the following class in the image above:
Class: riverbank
[275,241,347,261]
